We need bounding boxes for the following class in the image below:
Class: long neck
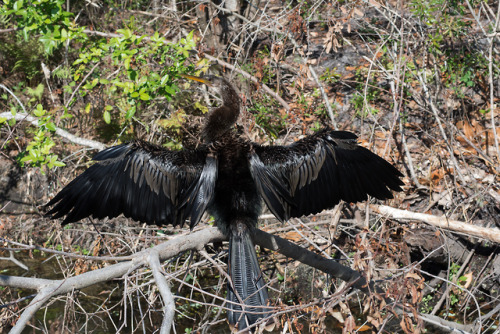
[202,80,241,143]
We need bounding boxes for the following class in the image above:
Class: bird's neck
[202,83,241,143]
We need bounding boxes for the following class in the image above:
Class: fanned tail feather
[227,221,271,331]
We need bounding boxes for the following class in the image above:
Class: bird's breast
[207,135,261,225]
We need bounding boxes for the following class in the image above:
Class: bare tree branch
[148,250,175,334]
[372,205,500,243]
[0,111,106,150]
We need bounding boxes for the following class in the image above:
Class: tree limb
[0,111,106,151]
[372,204,500,244]
[148,250,175,334]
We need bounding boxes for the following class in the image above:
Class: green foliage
[26,83,44,101]
[409,0,490,101]
[71,30,196,126]
[0,0,86,54]
[17,104,65,172]
[249,96,287,139]
[319,67,341,84]
[0,1,197,166]
[0,37,44,80]
[410,0,471,52]
[52,66,71,79]
[351,89,379,116]
[420,294,434,313]
[441,50,488,97]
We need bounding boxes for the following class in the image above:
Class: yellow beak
[180,74,213,86]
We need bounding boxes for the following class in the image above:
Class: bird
[46,74,404,332]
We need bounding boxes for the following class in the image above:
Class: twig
[420,269,481,333]
[2,227,226,333]
[10,286,55,334]
[398,101,423,188]
[65,61,100,108]
[0,28,19,33]
[252,228,371,294]
[0,251,28,271]
[0,84,27,114]
[431,249,475,315]
[308,65,337,129]
[415,71,467,185]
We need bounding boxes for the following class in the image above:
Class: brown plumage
[46,74,404,331]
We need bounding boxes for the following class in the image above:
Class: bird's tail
[227,220,271,331]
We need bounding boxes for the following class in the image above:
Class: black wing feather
[249,129,404,221]
[46,140,217,228]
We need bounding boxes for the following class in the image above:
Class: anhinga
[46,74,404,331]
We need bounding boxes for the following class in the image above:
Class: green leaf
[160,74,170,86]
[13,0,23,11]
[46,122,56,132]
[33,104,45,117]
[164,85,176,95]
[103,110,111,124]
[139,92,150,101]
[22,27,29,41]
[61,28,68,40]
[124,57,131,69]
[117,28,132,39]
[125,105,136,120]
[128,69,137,81]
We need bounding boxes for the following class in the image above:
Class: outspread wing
[249,129,404,221]
[46,140,217,228]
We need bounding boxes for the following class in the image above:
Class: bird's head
[181,74,241,142]
[180,74,239,107]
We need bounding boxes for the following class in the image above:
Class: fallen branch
[148,249,175,334]
[372,204,500,244]
[0,111,106,151]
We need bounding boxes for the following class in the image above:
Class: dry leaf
[284,231,302,242]
[353,8,364,17]
[355,324,372,331]
[405,273,421,280]
[343,315,356,334]
[461,272,473,289]
[329,310,345,323]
